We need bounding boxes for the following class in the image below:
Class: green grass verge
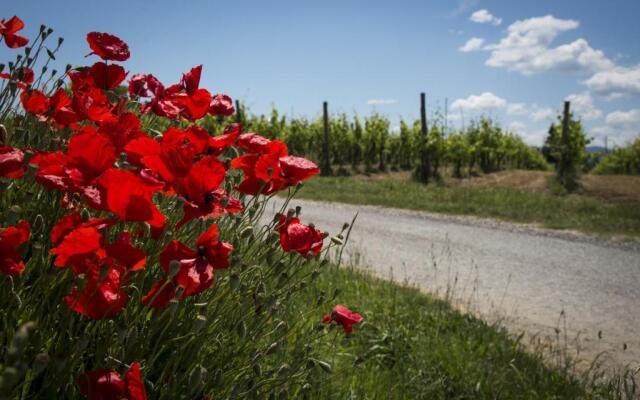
[292,177,640,238]
[302,266,625,399]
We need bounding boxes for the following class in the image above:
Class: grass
[291,175,640,238]
[301,265,632,399]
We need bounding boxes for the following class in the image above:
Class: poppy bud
[317,360,332,373]
[41,65,47,74]
[46,28,53,35]
[273,213,282,223]
[266,342,279,355]
[286,208,295,219]
[0,124,6,143]
[58,37,64,46]
[295,206,302,216]
[277,363,290,378]
[32,353,50,375]
[168,260,181,277]
[342,222,350,231]
[194,315,207,333]
[229,271,240,290]
[240,225,253,238]
[330,236,344,245]
[39,24,45,33]
[302,383,312,398]
[332,288,341,300]
[311,268,320,280]
[0,64,4,73]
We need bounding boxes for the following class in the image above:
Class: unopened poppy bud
[342,222,350,231]
[168,260,181,277]
[0,64,4,73]
[0,124,6,143]
[311,268,320,280]
[46,28,53,35]
[332,288,341,300]
[302,383,312,397]
[240,225,253,238]
[58,37,64,46]
[99,265,109,281]
[286,208,295,219]
[330,236,344,245]
[266,342,279,355]
[39,24,45,33]
[194,315,207,333]
[275,321,287,333]
[295,206,302,216]
[273,213,282,223]
[277,272,288,287]
[306,359,315,370]
[322,231,329,239]
[277,363,290,377]
[65,64,72,72]
[41,65,47,74]
[230,271,240,290]
[317,360,332,373]
[33,353,50,375]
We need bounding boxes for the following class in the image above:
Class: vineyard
[195,105,551,180]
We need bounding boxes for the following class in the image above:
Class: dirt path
[267,198,640,370]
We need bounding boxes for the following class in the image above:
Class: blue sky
[3,0,640,146]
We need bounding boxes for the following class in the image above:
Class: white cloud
[583,65,640,99]
[459,37,485,52]
[367,99,397,105]
[470,9,502,26]
[506,103,527,115]
[484,15,614,75]
[605,109,640,126]
[564,92,602,120]
[451,92,507,111]
[507,121,526,132]
[529,107,556,122]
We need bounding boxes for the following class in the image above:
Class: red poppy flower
[20,89,49,116]
[278,215,324,256]
[0,145,25,178]
[180,65,202,94]
[64,263,127,320]
[178,188,243,229]
[50,225,103,269]
[98,112,144,152]
[322,305,363,334]
[235,133,273,154]
[207,123,241,156]
[67,125,117,183]
[0,16,29,48]
[86,32,130,62]
[89,62,127,90]
[78,360,146,400]
[49,89,79,126]
[209,94,235,117]
[105,232,146,272]
[0,220,30,276]
[279,155,320,185]
[96,169,164,226]
[0,67,34,88]
[72,86,115,123]
[144,225,231,307]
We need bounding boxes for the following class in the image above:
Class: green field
[300,265,631,399]
[292,176,640,238]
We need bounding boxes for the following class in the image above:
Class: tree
[545,102,590,191]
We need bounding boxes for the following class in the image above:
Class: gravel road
[267,198,640,370]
